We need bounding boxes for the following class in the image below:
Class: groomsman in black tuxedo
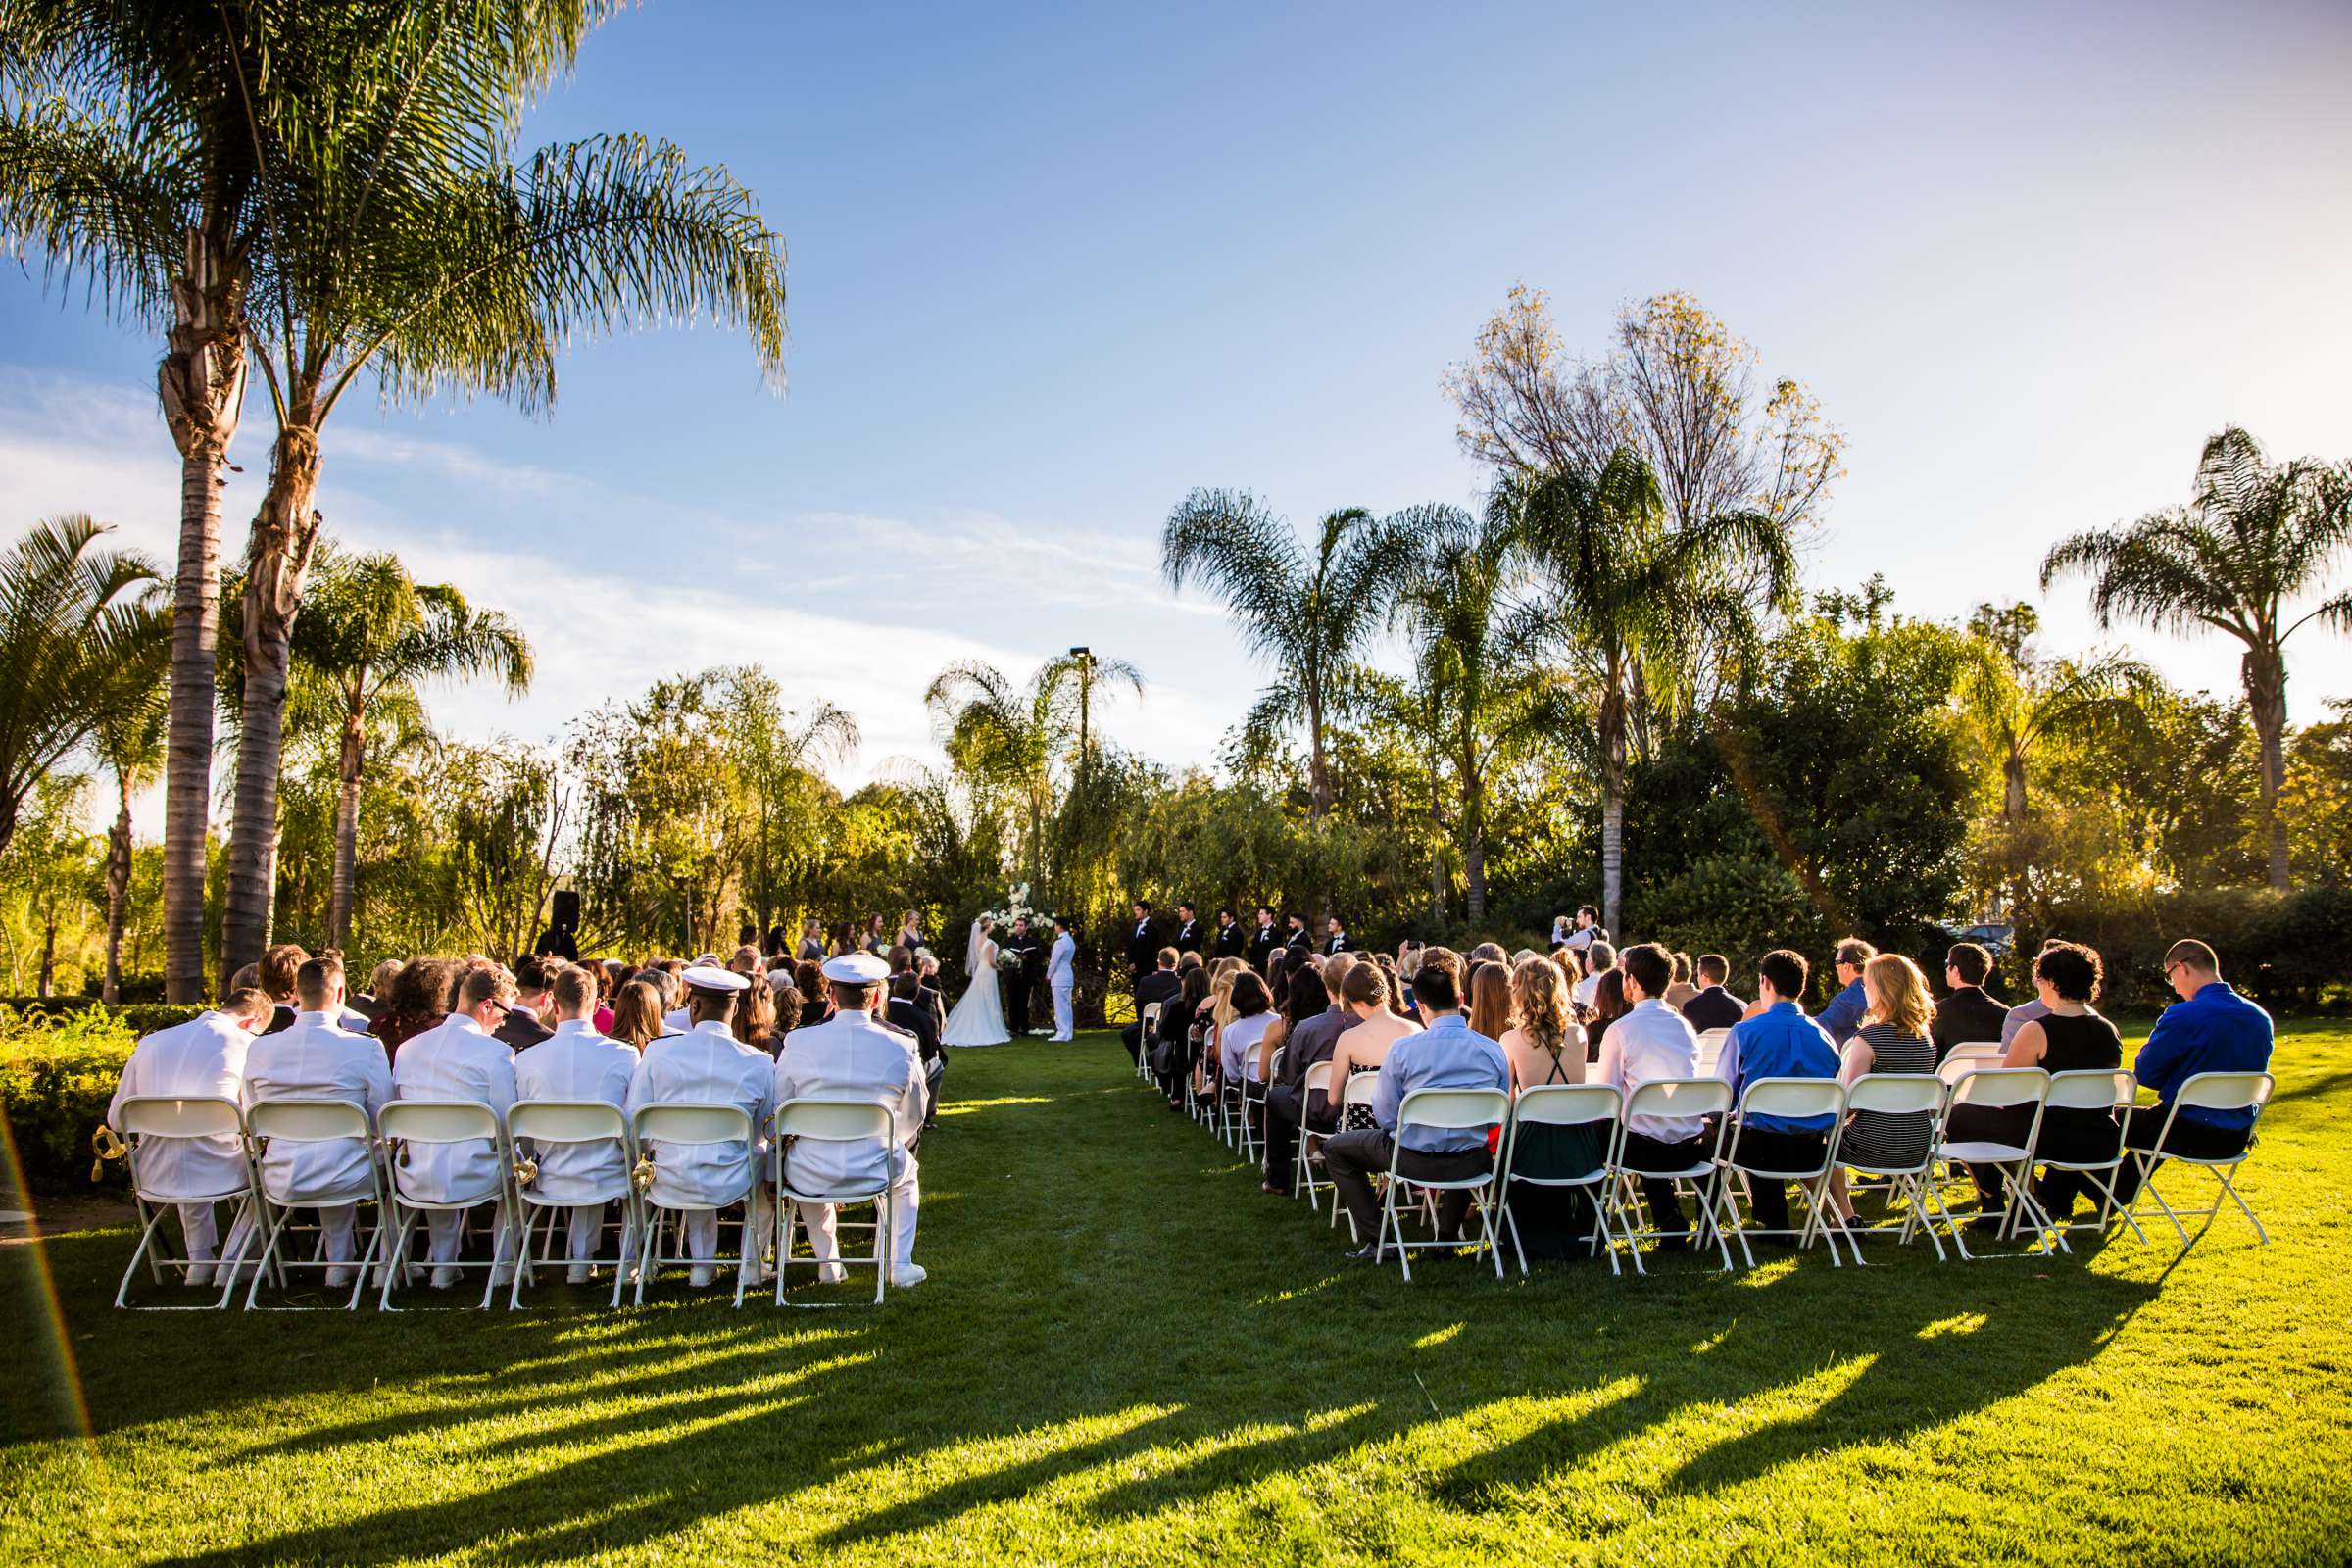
[1172,903,1203,957]
[1214,907,1247,961]
[1283,913,1310,952]
[1125,901,1159,998]
[1324,915,1349,956]
[1247,906,1279,972]
[1005,915,1043,1035]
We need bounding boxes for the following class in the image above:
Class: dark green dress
[1502,1053,1608,1261]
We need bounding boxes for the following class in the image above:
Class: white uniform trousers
[1051,980,1075,1040]
[560,1201,634,1265]
[677,1193,769,1278]
[798,1171,919,1271]
[424,1199,515,1283]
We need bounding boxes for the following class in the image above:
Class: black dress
[1838,1022,1936,1170]
[1501,1054,1607,1261]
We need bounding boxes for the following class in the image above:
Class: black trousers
[1618,1131,1708,1237]
[1713,1116,1829,1235]
[1007,974,1030,1034]
[922,1057,945,1127]
[1119,1021,1147,1062]
[2111,1104,2253,1202]
[1324,1128,1490,1244]
[1260,1081,1336,1192]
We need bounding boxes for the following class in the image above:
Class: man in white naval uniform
[773,952,927,1287]
[106,988,272,1286]
[1048,916,1078,1042]
[513,962,639,1283]
[241,956,394,1286]
[627,964,771,1288]
[391,962,521,1288]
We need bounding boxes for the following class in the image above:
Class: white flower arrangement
[976,881,1035,931]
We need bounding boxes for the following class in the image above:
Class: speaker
[552,889,580,932]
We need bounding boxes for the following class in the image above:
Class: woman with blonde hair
[1827,952,1939,1222]
[1496,954,1605,1261]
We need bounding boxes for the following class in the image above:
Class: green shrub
[2011,885,2352,1010]
[0,1004,143,1195]
[0,997,207,1035]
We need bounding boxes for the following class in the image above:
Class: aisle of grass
[3,1025,2350,1565]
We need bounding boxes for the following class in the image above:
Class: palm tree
[1396,497,1572,922]
[2043,426,2352,890]
[209,11,790,985]
[1161,493,1423,819]
[284,546,531,951]
[0,516,168,860]
[1956,604,2154,825]
[1513,450,1796,933]
[3,1,275,1002]
[924,654,1141,892]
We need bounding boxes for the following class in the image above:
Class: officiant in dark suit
[1005,915,1044,1035]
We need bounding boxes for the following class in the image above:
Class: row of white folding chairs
[1240,1065,2273,1282]
[109,1094,903,1312]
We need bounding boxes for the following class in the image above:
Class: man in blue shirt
[1322,949,1510,1261]
[1812,937,1875,1046]
[2113,939,2274,1200]
[1714,948,1841,1237]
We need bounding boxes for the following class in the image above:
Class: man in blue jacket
[2113,939,2274,1201]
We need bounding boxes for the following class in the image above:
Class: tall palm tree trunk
[1462,756,1488,925]
[1305,686,1331,818]
[2245,645,2289,890]
[105,779,133,1005]
[158,225,248,1003]
[2002,752,2029,824]
[328,706,366,951]
[1598,684,1627,936]
[220,421,324,986]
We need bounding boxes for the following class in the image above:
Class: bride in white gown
[941,917,1011,1047]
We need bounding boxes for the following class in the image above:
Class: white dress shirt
[772,1009,923,1194]
[390,1013,518,1203]
[513,1019,638,1202]
[626,1020,773,1208]
[1573,971,1606,1010]
[1594,998,1705,1142]
[243,1010,395,1200]
[107,1010,254,1200]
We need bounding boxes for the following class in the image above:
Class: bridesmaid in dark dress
[1497,955,1602,1262]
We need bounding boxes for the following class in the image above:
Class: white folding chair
[1833,1074,1953,1263]
[1497,1084,1623,1277]
[1692,1029,1731,1078]
[1933,1066,2051,1260]
[1294,1061,1336,1210]
[630,1102,760,1306]
[243,1098,390,1311]
[378,1101,519,1311]
[1136,1002,1162,1082]
[1374,1087,1510,1281]
[1332,1072,1381,1233]
[1937,1046,2006,1086]
[2125,1070,2275,1249]
[1715,1078,1850,1267]
[1608,1078,1736,1273]
[2032,1069,2146,1249]
[1238,1044,1280,1162]
[110,1096,265,1310]
[506,1101,641,1309]
[772,1098,900,1307]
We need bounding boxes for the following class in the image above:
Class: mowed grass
[3,1025,2350,1566]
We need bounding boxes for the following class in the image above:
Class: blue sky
[6,0,2351,820]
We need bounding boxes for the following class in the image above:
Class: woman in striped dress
[1827,954,1939,1224]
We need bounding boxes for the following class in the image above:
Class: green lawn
[4,1026,2349,1566]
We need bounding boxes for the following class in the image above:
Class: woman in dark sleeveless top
[1949,941,2122,1220]
[1497,956,1603,1262]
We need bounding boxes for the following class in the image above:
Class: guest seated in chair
[2110,939,2274,1204]
[1710,949,1840,1240]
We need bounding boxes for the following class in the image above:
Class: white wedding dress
[941,918,1011,1047]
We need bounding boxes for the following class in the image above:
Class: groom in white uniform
[1048,916,1077,1041]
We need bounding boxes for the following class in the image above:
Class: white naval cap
[680,964,751,994]
[820,952,891,984]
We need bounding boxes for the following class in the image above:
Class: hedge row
[0,998,209,1036]
[1,1005,141,1196]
